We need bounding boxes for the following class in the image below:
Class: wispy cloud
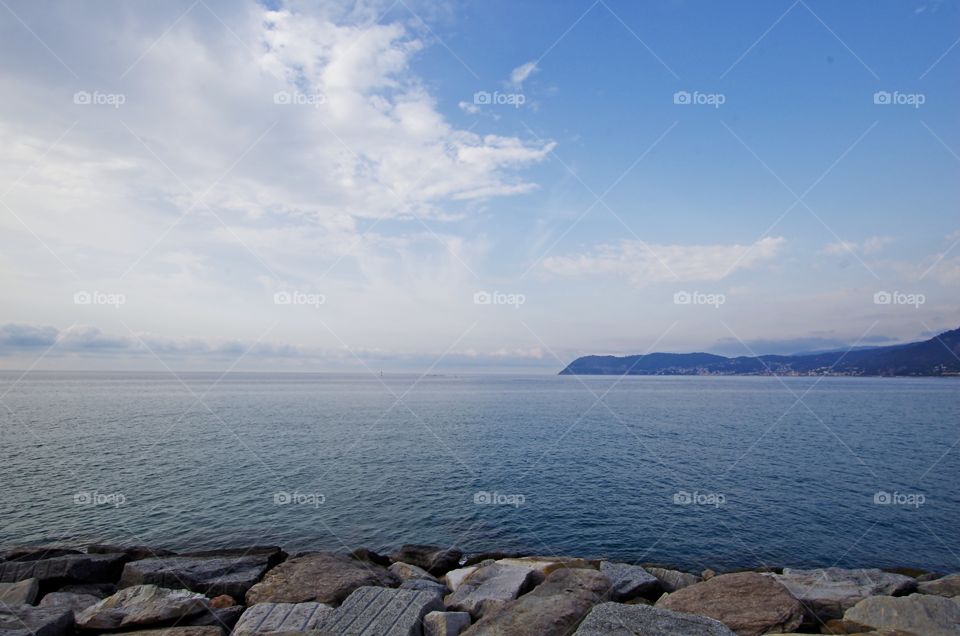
[509,60,538,88]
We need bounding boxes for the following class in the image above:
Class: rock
[656,572,804,636]
[702,569,717,580]
[599,562,659,601]
[462,568,609,636]
[0,554,125,585]
[313,586,443,635]
[245,553,398,606]
[75,584,210,630]
[38,592,100,615]
[110,628,221,636]
[644,566,701,592]
[181,605,245,631]
[180,547,285,569]
[232,602,333,636]
[444,564,536,619]
[574,602,737,635]
[120,553,274,599]
[58,583,116,598]
[389,545,463,577]
[209,595,235,608]
[773,567,917,621]
[494,557,599,585]
[349,548,391,568]
[389,562,439,583]
[1,547,82,562]
[423,610,471,636]
[918,573,960,598]
[0,579,39,605]
[398,579,448,599]
[0,606,74,636]
[462,553,525,567]
[444,568,478,593]
[843,593,960,636]
[87,544,177,561]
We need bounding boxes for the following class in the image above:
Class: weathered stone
[313,586,443,635]
[110,628,221,636]
[245,553,398,606]
[463,568,609,636]
[58,583,117,598]
[180,605,245,631]
[644,566,701,592]
[918,572,960,598]
[444,564,536,619]
[120,554,274,599]
[349,548,391,568]
[181,547,285,569]
[462,552,525,567]
[0,579,38,605]
[773,567,917,621]
[423,610,471,636]
[398,578,448,599]
[494,557,598,585]
[1,547,82,562]
[444,568,477,593]
[0,554,125,585]
[702,569,717,580]
[574,602,737,636]
[389,562,439,583]
[843,593,960,636]
[656,572,804,636]
[87,544,177,561]
[232,602,333,636]
[76,584,210,630]
[38,592,100,615]
[599,562,659,601]
[209,595,235,608]
[389,546,462,577]
[0,606,74,636]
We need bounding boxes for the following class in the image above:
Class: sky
[0,0,958,372]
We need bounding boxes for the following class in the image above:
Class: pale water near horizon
[1,371,957,572]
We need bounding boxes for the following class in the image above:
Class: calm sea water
[1,371,957,572]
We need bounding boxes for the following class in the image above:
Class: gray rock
[389,562,439,583]
[444,564,536,619]
[644,566,701,592]
[58,583,116,598]
[918,573,960,598]
[462,552,525,567]
[389,546,463,577]
[349,548,391,568]
[0,554,125,585]
[1,547,82,562]
[462,568,609,636]
[574,602,737,635]
[399,579,448,599]
[232,602,333,636]
[493,557,599,585]
[245,553,398,606]
[120,554,274,599]
[0,606,73,636]
[110,628,221,636]
[38,592,100,615]
[75,584,210,630]
[181,605,245,633]
[773,567,916,621]
[313,586,443,635]
[87,544,176,561]
[0,579,39,605]
[423,610,470,636]
[443,568,477,593]
[843,592,960,636]
[599,562,659,601]
[180,547,284,569]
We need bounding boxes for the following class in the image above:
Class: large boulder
[389,562,440,583]
[245,553,398,606]
[599,562,659,601]
[0,554,125,586]
[444,564,536,619]
[389,546,462,577]
[574,602,737,635]
[773,567,916,621]
[75,584,210,631]
[349,548,391,568]
[423,610,471,636]
[87,544,177,561]
[444,568,478,593]
[120,553,275,599]
[232,602,333,636]
[644,566,701,592]
[656,572,804,636]
[0,606,73,636]
[843,593,960,636]
[39,592,101,616]
[918,573,960,598]
[313,586,443,635]
[494,557,598,585]
[180,547,284,569]
[0,547,82,562]
[463,568,610,636]
[0,579,39,605]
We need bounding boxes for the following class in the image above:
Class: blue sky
[0,0,957,371]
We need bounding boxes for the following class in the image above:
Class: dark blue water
[1,371,957,572]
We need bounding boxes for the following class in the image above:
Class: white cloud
[542,237,785,284]
[822,236,894,256]
[509,60,538,88]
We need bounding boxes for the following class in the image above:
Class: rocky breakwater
[0,542,958,636]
